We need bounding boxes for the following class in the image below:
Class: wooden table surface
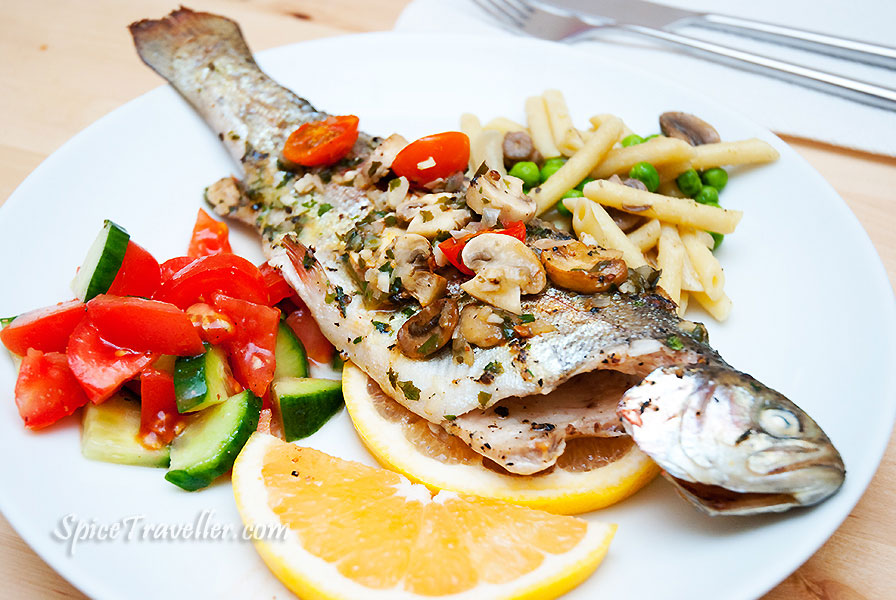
[1,1,894,598]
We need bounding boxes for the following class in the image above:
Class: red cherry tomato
[391,132,470,186]
[259,262,297,305]
[15,349,90,429]
[159,256,194,283]
[283,115,359,167]
[106,240,162,298]
[186,303,236,345]
[86,295,204,356]
[437,221,526,276]
[0,300,86,357]
[212,294,279,397]
[139,367,181,448]
[284,303,335,365]
[153,253,269,309]
[66,318,158,404]
[187,208,232,259]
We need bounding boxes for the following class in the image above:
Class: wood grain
[1,1,893,599]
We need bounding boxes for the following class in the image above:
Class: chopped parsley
[401,306,417,317]
[519,314,535,323]
[317,203,333,216]
[417,334,442,356]
[398,380,420,401]
[352,336,362,344]
[478,391,492,407]
[665,335,684,350]
[372,321,392,334]
[387,368,398,388]
[483,361,504,375]
[444,414,457,421]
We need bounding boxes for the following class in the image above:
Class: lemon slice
[342,361,659,515]
[233,432,617,599]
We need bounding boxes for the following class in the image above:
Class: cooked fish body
[131,7,718,423]
[619,365,845,515]
[131,9,845,513]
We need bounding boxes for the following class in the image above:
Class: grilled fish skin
[619,365,845,515]
[130,8,845,513]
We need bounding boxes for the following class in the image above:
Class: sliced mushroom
[659,112,720,146]
[390,233,448,307]
[466,169,536,224]
[459,304,506,348]
[354,133,408,188]
[407,205,471,239]
[540,240,628,294]
[397,298,459,359]
[460,233,546,314]
[502,131,541,167]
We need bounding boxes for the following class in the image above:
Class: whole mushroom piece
[540,240,628,294]
[659,112,721,146]
[466,169,536,224]
[460,233,546,314]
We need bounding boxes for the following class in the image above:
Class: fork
[472,0,896,111]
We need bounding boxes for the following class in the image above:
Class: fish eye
[758,407,802,437]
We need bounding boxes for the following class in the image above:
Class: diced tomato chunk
[186,303,236,345]
[139,367,180,448]
[259,262,296,305]
[86,295,204,356]
[285,302,335,364]
[67,318,158,404]
[106,241,162,298]
[0,300,86,357]
[154,253,268,309]
[212,293,279,397]
[187,208,232,259]
[159,256,194,283]
[15,349,90,429]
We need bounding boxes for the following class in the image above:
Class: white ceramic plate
[1,33,894,600]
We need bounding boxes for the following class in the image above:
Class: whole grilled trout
[130,8,844,514]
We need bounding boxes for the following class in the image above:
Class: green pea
[575,177,595,191]
[621,134,644,147]
[708,232,724,250]
[540,157,567,182]
[676,169,703,197]
[694,186,719,206]
[701,167,728,192]
[508,161,540,189]
[628,161,659,193]
[555,189,582,216]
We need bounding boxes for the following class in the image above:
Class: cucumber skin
[273,378,343,442]
[81,394,170,468]
[73,220,130,302]
[165,391,262,491]
[173,346,230,413]
[273,322,308,380]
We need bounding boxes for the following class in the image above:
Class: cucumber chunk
[81,393,170,468]
[1,317,22,370]
[271,377,343,441]
[71,220,130,301]
[273,321,308,380]
[165,390,261,491]
[174,345,232,413]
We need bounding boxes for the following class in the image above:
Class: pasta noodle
[470,129,506,175]
[482,117,526,134]
[626,219,661,252]
[657,224,685,306]
[543,90,583,157]
[460,113,482,172]
[532,116,623,215]
[525,96,561,159]
[571,198,647,268]
[691,290,732,321]
[691,138,779,170]
[590,136,695,179]
[583,180,742,234]
[679,228,725,301]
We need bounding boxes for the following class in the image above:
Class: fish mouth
[666,476,800,516]
[748,443,845,476]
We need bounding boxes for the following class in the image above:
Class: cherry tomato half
[139,367,181,449]
[284,303,335,365]
[437,221,526,276]
[187,208,232,259]
[391,131,470,186]
[0,300,86,357]
[153,253,269,309]
[283,115,359,167]
[212,293,279,397]
[15,349,89,429]
[186,303,236,345]
[259,262,297,305]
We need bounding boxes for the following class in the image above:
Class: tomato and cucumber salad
[1,208,341,491]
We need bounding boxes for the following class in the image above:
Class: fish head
[618,365,845,515]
